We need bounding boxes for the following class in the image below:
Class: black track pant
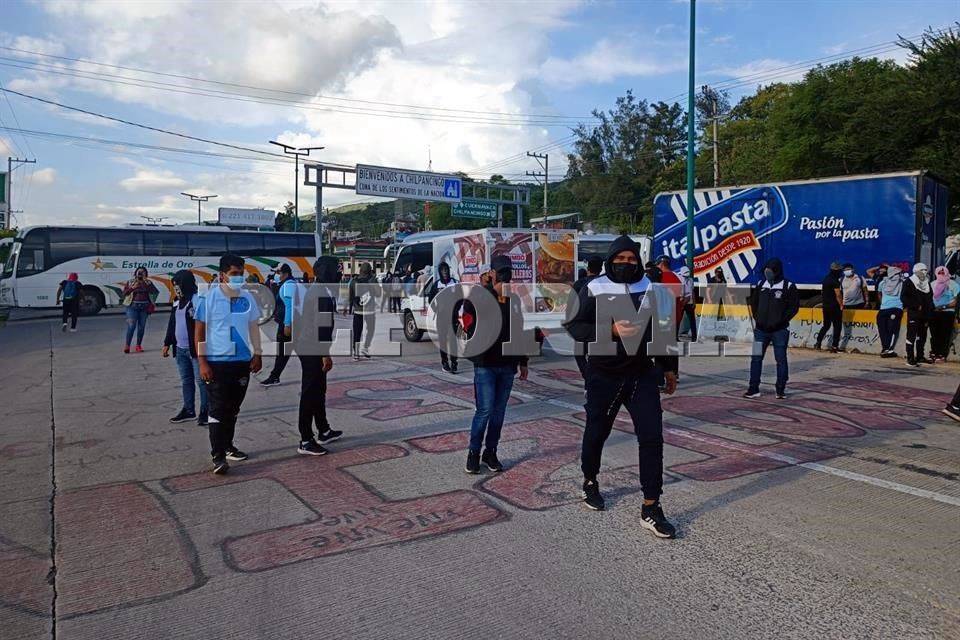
[817,305,842,349]
[929,311,955,358]
[581,365,664,501]
[269,323,291,379]
[876,308,903,352]
[905,314,928,362]
[61,298,79,329]
[297,355,329,442]
[206,361,250,458]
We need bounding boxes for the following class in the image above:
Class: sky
[0,0,957,228]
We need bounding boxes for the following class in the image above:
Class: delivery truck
[390,228,577,342]
[653,171,950,300]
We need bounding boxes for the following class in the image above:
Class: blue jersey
[195,286,260,362]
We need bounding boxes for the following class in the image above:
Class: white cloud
[540,39,683,89]
[119,169,187,192]
[31,168,57,186]
[712,58,806,86]
[0,137,13,156]
[711,35,733,45]
[823,42,848,55]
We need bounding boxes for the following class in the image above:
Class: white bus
[0,225,320,315]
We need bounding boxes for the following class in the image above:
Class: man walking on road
[56,272,82,332]
[565,235,679,539]
[261,263,295,386]
[745,258,799,399]
[815,261,844,353]
[195,253,262,474]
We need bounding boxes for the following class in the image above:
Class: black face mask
[496,268,512,283]
[610,262,638,282]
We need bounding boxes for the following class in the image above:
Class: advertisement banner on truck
[654,174,920,287]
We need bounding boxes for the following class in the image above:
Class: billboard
[356,164,462,203]
[653,174,921,287]
[218,208,275,228]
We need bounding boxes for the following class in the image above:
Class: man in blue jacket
[745,257,800,399]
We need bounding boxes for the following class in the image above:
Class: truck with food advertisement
[392,228,577,342]
[653,171,950,302]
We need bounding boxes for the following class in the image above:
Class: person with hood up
[163,270,208,425]
[814,261,844,353]
[348,262,378,359]
[462,254,529,475]
[569,256,604,376]
[875,265,905,358]
[678,265,698,341]
[427,261,460,373]
[745,258,799,399]
[901,263,935,366]
[56,272,83,332]
[929,266,958,362]
[564,235,679,539]
[295,256,344,456]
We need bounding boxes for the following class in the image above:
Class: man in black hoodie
[564,235,679,539]
[745,258,799,399]
[427,261,460,373]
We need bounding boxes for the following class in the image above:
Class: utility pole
[269,141,324,232]
[526,151,548,223]
[702,84,720,187]
[685,0,697,274]
[180,192,217,225]
[6,157,36,229]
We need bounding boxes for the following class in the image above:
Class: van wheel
[403,311,424,342]
[78,287,104,316]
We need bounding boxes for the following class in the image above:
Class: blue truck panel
[653,172,945,288]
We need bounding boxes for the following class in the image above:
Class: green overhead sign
[452,198,497,220]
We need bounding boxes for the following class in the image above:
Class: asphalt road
[1,310,958,639]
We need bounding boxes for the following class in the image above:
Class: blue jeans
[748,328,789,393]
[469,366,516,453]
[125,303,149,347]
[175,346,208,415]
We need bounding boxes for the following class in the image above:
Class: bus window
[98,229,145,256]
[49,228,96,269]
[227,234,265,255]
[16,228,47,276]
[263,234,298,257]
[296,234,317,257]
[144,231,188,256]
[187,232,227,257]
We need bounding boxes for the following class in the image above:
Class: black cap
[655,254,671,267]
[491,255,512,271]
[278,263,293,275]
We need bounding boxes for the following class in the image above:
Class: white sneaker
[61,323,67,332]
[69,328,77,333]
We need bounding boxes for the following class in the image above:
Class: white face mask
[844,269,854,277]
[916,270,928,281]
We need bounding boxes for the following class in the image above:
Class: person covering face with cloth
[745,258,799,399]
[928,266,958,362]
[875,265,906,357]
[564,235,679,539]
[195,253,263,474]
[900,263,935,366]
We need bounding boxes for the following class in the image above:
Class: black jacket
[749,258,800,332]
[901,278,934,319]
[164,297,198,358]
[463,287,529,371]
[564,235,678,377]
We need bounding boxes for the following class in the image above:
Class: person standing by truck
[901,263,935,367]
[56,272,82,332]
[839,263,870,350]
[875,265,906,358]
[815,262,844,353]
[745,258,799,399]
[929,266,959,362]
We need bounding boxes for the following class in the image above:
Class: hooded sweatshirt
[901,263,934,318]
[749,258,800,332]
[878,266,905,310]
[349,264,377,316]
[564,235,678,376]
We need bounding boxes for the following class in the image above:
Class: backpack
[272,287,286,324]
[62,280,79,300]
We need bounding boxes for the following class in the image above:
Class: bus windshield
[2,242,18,279]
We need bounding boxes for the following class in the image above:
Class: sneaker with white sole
[942,404,960,423]
[640,502,676,539]
[743,390,761,399]
[212,457,229,474]
[225,447,248,461]
[582,479,605,511]
[317,429,343,444]
[298,440,328,456]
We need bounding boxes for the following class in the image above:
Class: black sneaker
[881,351,897,359]
[776,390,786,400]
[450,361,458,374]
[298,440,328,456]
[169,409,196,423]
[212,457,229,474]
[743,390,761,399]
[259,376,280,387]
[197,411,208,426]
[828,347,839,354]
[641,502,676,539]
[481,449,504,472]
[317,429,343,444]
[942,405,960,423]
[465,450,481,474]
[813,342,821,351]
[921,356,936,364]
[906,359,920,367]
[582,479,605,511]
[225,447,248,461]
[441,361,452,373]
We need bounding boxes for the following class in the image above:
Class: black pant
[352,313,375,353]
[876,308,903,352]
[61,298,79,329]
[297,355,329,442]
[905,314,928,362]
[950,382,960,408]
[206,361,250,458]
[817,305,842,349]
[391,297,401,313]
[440,349,458,369]
[682,303,698,341]
[574,354,587,377]
[581,365,663,501]
[269,323,291,379]
[930,311,955,358]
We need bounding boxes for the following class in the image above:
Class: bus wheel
[79,287,104,316]
[403,311,424,342]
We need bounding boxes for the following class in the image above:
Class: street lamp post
[269,141,324,232]
[685,0,697,275]
[180,192,217,225]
